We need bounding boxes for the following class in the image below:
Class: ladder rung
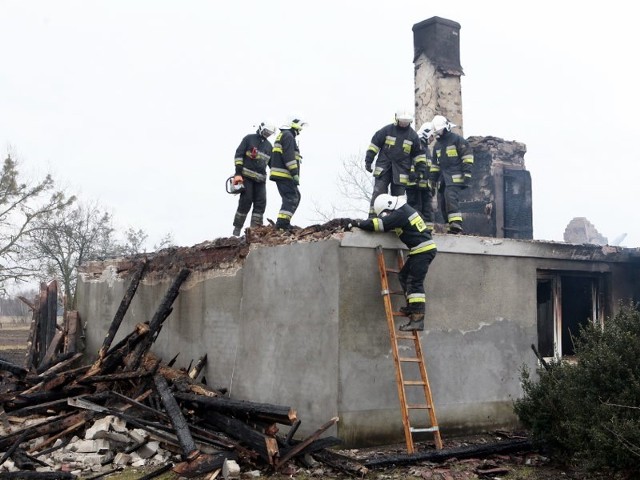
[399,357,421,363]
[403,380,426,386]
[410,426,439,433]
[386,268,400,274]
[407,404,432,410]
[395,333,415,339]
[392,312,408,317]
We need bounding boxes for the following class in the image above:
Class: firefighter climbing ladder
[375,245,443,452]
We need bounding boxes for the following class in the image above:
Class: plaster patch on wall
[432,316,512,335]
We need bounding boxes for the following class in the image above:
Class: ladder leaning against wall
[375,245,443,452]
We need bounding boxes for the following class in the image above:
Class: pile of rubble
[0,259,364,479]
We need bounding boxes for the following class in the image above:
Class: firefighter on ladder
[348,194,437,331]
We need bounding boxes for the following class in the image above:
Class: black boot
[399,313,424,331]
[232,226,242,236]
[448,222,463,234]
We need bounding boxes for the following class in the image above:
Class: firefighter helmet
[257,121,276,138]
[432,115,457,136]
[282,116,307,133]
[394,109,414,128]
[418,121,434,142]
[373,194,407,216]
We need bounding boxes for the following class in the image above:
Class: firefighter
[348,194,437,332]
[406,121,436,232]
[364,110,428,218]
[269,116,307,231]
[231,121,276,236]
[430,115,474,234]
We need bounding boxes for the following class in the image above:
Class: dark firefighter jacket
[269,129,301,182]
[364,124,427,186]
[234,133,273,183]
[430,130,474,187]
[357,204,437,256]
[407,137,433,190]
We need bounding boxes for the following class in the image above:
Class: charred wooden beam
[7,392,109,417]
[0,358,28,377]
[97,259,148,362]
[363,438,533,468]
[175,392,297,426]
[11,447,48,469]
[0,472,76,479]
[0,412,89,451]
[167,352,180,367]
[151,360,224,397]
[153,373,198,460]
[31,353,82,380]
[0,430,28,466]
[40,330,64,368]
[81,323,149,381]
[18,295,35,310]
[173,451,235,479]
[204,411,278,465]
[285,419,301,445]
[63,311,80,355]
[126,268,191,371]
[188,354,207,380]
[311,448,369,477]
[274,416,338,470]
[77,369,152,384]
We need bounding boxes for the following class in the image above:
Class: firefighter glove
[365,161,373,173]
[233,175,244,185]
[408,172,418,183]
[346,219,361,230]
[293,174,300,186]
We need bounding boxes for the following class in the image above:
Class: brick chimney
[413,17,464,134]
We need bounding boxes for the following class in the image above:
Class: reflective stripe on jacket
[364,124,427,186]
[234,133,272,183]
[431,130,474,187]
[269,129,301,182]
[357,204,437,255]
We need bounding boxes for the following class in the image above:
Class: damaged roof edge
[341,231,640,263]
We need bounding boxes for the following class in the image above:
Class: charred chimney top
[412,16,463,75]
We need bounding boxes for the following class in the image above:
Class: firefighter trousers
[369,169,406,216]
[438,184,465,226]
[233,178,267,228]
[398,250,436,314]
[406,187,434,229]
[275,179,301,228]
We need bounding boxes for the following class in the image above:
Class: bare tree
[311,152,373,222]
[0,154,74,291]
[28,202,121,309]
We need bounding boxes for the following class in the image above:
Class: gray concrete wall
[77,232,640,447]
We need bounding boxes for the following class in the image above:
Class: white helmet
[394,109,414,128]
[257,120,276,138]
[432,115,457,136]
[281,115,307,133]
[417,121,434,142]
[373,194,407,216]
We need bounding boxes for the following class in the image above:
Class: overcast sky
[1,1,638,249]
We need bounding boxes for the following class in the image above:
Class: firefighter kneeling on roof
[348,194,437,332]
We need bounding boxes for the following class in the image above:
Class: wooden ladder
[375,245,443,452]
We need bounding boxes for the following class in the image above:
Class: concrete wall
[77,232,640,447]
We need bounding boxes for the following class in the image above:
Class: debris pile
[0,260,365,479]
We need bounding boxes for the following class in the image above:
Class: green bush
[514,303,640,471]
